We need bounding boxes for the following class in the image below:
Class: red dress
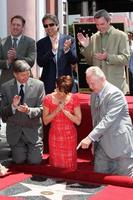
[43,94,80,170]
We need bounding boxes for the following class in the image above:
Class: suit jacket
[82,26,130,94]
[37,33,77,94]
[1,78,45,146]
[0,35,35,86]
[89,81,133,159]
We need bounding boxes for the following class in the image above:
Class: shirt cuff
[88,135,95,142]
[11,104,17,114]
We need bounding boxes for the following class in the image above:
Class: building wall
[7,0,36,39]
[0,0,67,77]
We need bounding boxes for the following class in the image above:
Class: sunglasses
[44,23,55,28]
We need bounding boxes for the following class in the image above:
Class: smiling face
[10,18,24,37]
[43,19,59,38]
[94,16,110,34]
[13,70,30,84]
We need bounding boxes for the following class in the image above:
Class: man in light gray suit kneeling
[1,60,45,164]
[77,66,133,176]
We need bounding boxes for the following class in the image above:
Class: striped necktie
[12,37,18,49]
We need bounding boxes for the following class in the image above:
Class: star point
[13,179,91,200]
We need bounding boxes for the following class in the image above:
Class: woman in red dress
[43,75,81,170]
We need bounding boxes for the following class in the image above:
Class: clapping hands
[7,48,17,64]
[64,39,71,52]
[12,95,30,113]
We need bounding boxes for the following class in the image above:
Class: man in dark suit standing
[37,14,78,94]
[0,15,35,90]
[1,60,45,164]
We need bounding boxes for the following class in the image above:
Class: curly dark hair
[56,75,73,94]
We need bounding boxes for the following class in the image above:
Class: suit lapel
[58,34,64,59]
[25,78,33,101]
[3,36,12,51]
[99,82,111,105]
[95,32,102,52]
[17,35,25,52]
[11,80,18,98]
[103,26,115,51]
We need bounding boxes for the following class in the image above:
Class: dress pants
[94,144,133,176]
[11,132,43,164]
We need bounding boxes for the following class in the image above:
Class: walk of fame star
[13,180,91,200]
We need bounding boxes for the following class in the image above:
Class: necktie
[93,95,101,154]
[94,95,100,125]
[95,95,100,108]
[12,37,18,49]
[19,84,24,104]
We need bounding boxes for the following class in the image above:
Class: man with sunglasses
[37,14,78,94]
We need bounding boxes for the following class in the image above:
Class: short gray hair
[94,9,111,22]
[86,66,106,79]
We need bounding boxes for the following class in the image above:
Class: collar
[17,81,25,92]
[100,25,113,36]
[11,34,22,41]
[49,32,60,41]
[98,81,108,99]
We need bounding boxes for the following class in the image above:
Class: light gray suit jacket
[0,35,35,86]
[82,26,130,94]
[1,78,45,146]
[89,81,133,159]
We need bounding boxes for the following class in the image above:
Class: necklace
[58,96,67,105]
[53,91,71,105]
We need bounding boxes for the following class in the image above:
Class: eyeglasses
[43,23,55,28]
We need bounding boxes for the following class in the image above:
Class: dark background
[68,0,133,14]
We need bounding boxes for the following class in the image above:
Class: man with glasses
[37,14,78,94]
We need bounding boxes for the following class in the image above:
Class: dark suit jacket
[0,35,35,87]
[37,33,77,94]
[1,78,45,146]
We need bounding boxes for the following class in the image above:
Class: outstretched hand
[77,136,92,150]
[77,33,89,48]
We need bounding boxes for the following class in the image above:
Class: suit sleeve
[36,39,55,67]
[89,91,127,141]
[106,33,130,65]
[1,85,14,122]
[17,38,36,67]
[29,82,45,119]
[0,40,9,69]
[64,36,78,64]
